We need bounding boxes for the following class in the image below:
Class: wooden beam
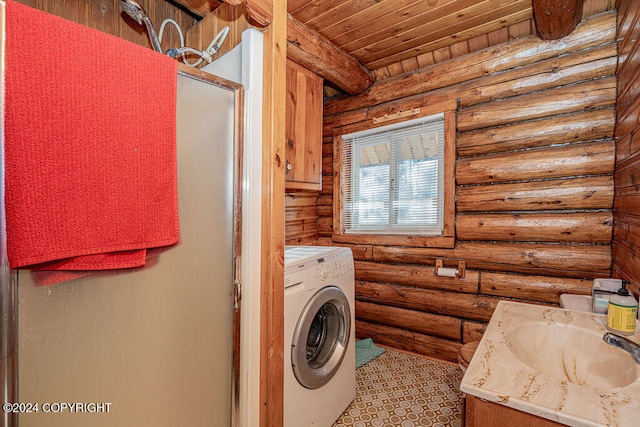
[323,11,615,117]
[532,0,584,40]
[260,0,285,425]
[286,13,375,95]
[245,0,273,27]
[171,0,242,17]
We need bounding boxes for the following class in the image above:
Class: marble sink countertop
[460,300,640,427]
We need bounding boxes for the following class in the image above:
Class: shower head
[119,0,146,25]
[119,0,163,53]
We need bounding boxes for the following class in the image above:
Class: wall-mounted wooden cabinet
[285,60,323,191]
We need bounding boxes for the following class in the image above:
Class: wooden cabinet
[285,60,323,191]
[464,395,564,427]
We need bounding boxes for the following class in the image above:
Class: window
[342,113,444,235]
[333,108,455,248]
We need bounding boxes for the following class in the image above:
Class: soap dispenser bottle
[607,281,638,336]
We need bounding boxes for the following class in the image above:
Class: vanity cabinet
[285,59,323,191]
[464,395,564,427]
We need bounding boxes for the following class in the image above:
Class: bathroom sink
[461,301,640,427]
[507,322,638,388]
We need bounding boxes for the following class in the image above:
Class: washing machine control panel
[315,255,353,282]
[284,247,354,288]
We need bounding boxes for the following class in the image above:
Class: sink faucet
[603,332,640,363]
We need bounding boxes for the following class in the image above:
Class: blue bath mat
[355,338,385,368]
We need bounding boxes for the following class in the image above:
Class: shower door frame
[176,64,245,427]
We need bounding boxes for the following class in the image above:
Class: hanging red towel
[4,0,180,270]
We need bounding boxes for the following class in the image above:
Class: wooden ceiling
[288,0,534,72]
[174,0,615,89]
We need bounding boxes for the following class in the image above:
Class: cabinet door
[285,60,323,191]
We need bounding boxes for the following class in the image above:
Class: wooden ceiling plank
[509,19,534,39]
[287,0,316,15]
[362,9,533,70]
[351,1,530,63]
[467,34,491,52]
[339,0,528,56]
[532,0,583,40]
[400,57,421,74]
[582,0,616,18]
[306,0,426,34]
[323,0,468,51]
[487,27,510,46]
[296,0,388,29]
[450,40,471,58]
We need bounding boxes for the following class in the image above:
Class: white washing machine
[284,246,356,426]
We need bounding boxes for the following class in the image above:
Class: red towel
[5,0,180,270]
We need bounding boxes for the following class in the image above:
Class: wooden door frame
[260,0,286,425]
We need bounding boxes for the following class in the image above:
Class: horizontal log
[479,272,592,303]
[324,45,616,134]
[463,321,487,344]
[457,108,615,157]
[286,14,374,95]
[615,91,640,138]
[457,176,614,212]
[355,261,479,294]
[316,206,332,217]
[614,189,640,215]
[613,214,640,247]
[457,77,616,132]
[456,140,615,185]
[244,0,272,26]
[316,216,332,236]
[316,194,332,206]
[459,54,616,109]
[355,281,499,322]
[285,234,319,246]
[320,175,332,195]
[614,132,640,167]
[300,242,374,262]
[323,11,616,116]
[285,207,316,222]
[322,155,333,176]
[284,225,318,243]
[356,301,462,341]
[372,243,611,278]
[456,212,613,244]
[615,159,640,189]
[355,320,461,363]
[333,233,455,249]
[612,238,640,296]
[285,192,318,206]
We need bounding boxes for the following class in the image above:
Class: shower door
[9,68,243,427]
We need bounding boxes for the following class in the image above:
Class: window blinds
[341,113,445,235]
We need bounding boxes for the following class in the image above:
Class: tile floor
[333,347,464,427]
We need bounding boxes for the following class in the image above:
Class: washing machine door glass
[291,286,351,389]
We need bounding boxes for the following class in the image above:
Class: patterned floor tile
[333,347,463,427]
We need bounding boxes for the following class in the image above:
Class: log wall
[613,0,640,296]
[15,0,195,52]
[313,12,618,362]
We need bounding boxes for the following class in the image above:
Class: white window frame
[343,113,444,234]
[333,105,456,248]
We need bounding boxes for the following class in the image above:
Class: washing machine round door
[291,286,351,389]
